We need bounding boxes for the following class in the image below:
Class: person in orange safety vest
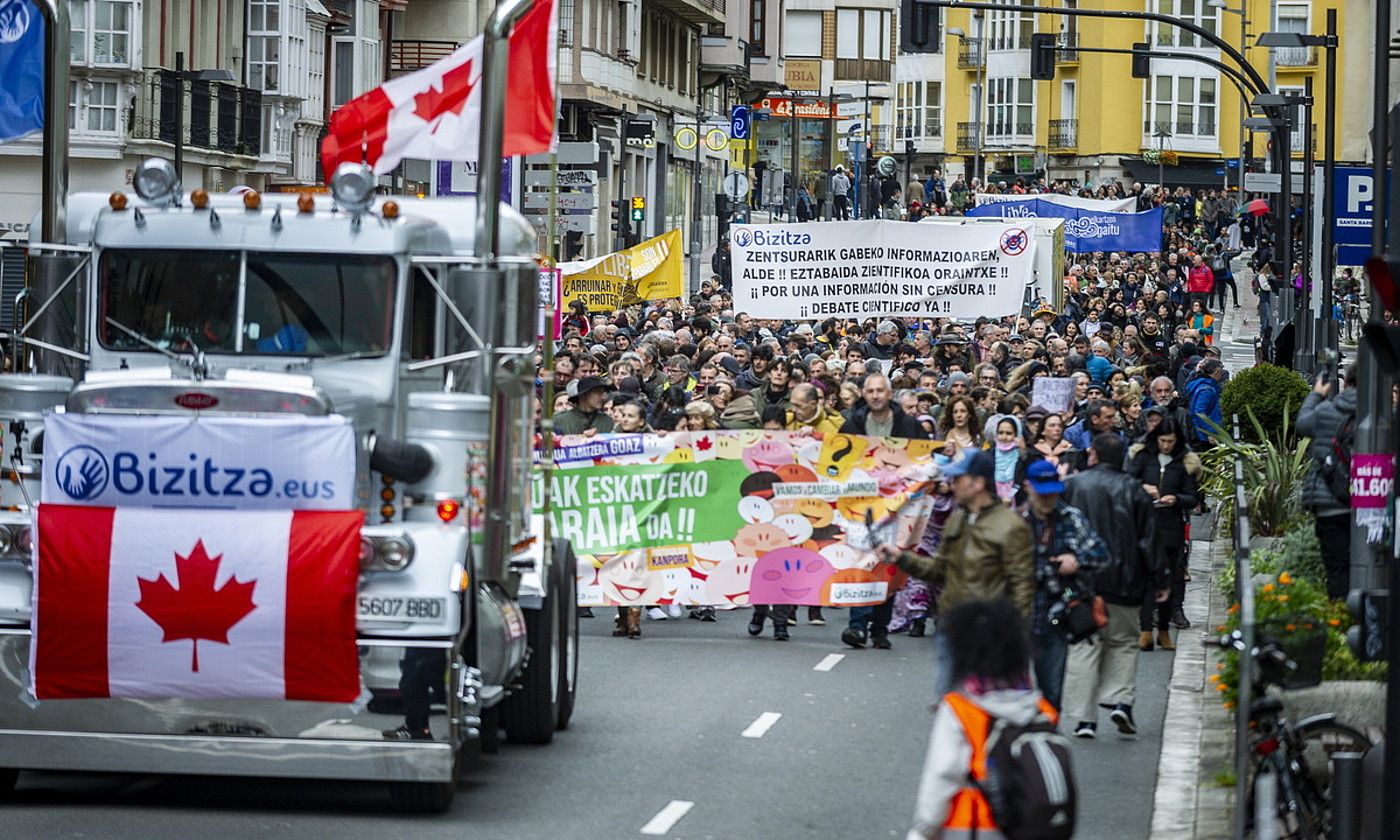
[905,598,1061,840]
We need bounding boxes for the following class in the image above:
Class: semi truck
[0,0,575,813]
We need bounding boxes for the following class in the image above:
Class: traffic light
[609,199,632,247]
[1131,42,1152,79]
[1346,589,1388,662]
[1030,33,1056,81]
[900,0,940,54]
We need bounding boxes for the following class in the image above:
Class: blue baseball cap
[1025,459,1065,494]
[942,448,996,484]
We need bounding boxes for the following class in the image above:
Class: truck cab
[0,157,578,812]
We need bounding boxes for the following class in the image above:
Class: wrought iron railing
[956,121,981,151]
[1056,31,1079,62]
[957,38,984,69]
[130,69,262,156]
[1048,118,1077,149]
[390,40,458,73]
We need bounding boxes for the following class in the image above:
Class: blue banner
[968,197,1163,253]
[0,0,44,144]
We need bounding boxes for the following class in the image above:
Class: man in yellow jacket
[783,383,843,436]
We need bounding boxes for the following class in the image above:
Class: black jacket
[1125,444,1202,548]
[1063,462,1166,605]
[839,404,930,439]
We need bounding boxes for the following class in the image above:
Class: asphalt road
[0,607,1177,839]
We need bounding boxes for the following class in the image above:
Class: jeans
[399,647,447,731]
[848,597,893,637]
[932,629,955,702]
[1031,630,1069,712]
[1315,513,1352,599]
[1213,275,1239,309]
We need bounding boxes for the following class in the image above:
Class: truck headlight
[331,162,376,214]
[373,535,413,572]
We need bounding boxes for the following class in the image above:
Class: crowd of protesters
[541,176,1254,761]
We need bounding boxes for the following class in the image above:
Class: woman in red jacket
[1187,252,1215,311]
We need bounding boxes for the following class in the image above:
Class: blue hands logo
[55,445,109,500]
[0,0,33,44]
[732,228,752,248]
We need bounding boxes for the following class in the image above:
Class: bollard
[1332,751,1364,840]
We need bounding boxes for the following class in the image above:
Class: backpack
[975,709,1077,840]
[1319,410,1355,505]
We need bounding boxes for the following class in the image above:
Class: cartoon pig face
[598,552,668,606]
[743,439,795,473]
[703,558,754,606]
[749,547,831,605]
[733,522,792,557]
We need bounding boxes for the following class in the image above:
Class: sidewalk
[1148,528,1236,840]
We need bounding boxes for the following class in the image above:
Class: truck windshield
[99,249,396,355]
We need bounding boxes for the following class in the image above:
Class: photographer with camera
[1022,460,1109,713]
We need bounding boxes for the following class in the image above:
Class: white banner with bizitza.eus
[42,413,356,510]
[729,220,1037,320]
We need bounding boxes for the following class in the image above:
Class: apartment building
[916,0,1356,188]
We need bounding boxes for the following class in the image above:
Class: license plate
[356,596,447,621]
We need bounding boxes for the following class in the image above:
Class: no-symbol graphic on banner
[1000,228,1029,256]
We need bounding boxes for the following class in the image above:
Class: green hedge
[1220,364,1310,442]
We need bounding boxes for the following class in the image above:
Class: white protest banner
[729,220,1036,320]
[43,413,355,509]
[974,193,1135,213]
[1031,377,1076,413]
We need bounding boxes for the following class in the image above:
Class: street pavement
[1,609,1176,839]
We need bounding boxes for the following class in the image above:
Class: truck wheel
[555,539,580,731]
[500,555,562,744]
[388,780,455,813]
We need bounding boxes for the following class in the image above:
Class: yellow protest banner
[559,229,683,312]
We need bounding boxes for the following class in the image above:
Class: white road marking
[741,711,782,739]
[640,800,694,835]
[813,653,844,672]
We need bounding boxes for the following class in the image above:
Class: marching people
[1126,420,1201,648]
[1061,433,1167,739]
[1296,364,1359,599]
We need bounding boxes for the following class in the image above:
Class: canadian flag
[320,0,557,178]
[31,504,363,702]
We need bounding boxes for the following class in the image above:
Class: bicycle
[1206,629,1372,840]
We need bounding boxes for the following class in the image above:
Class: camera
[1035,561,1066,598]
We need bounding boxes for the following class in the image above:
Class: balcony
[1055,32,1078,63]
[390,40,458,73]
[130,69,262,157]
[650,0,724,28]
[1048,118,1077,149]
[987,123,1036,144]
[835,58,890,82]
[956,121,981,152]
[1274,45,1317,67]
[869,125,895,154]
[956,38,984,69]
[700,34,750,77]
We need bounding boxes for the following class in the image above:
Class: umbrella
[1245,198,1271,216]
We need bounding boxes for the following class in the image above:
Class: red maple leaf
[413,58,476,125]
[696,436,713,451]
[135,540,257,673]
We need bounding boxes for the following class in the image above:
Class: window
[835,8,890,79]
[751,0,767,55]
[1145,74,1217,137]
[896,81,942,140]
[85,81,119,132]
[1278,85,1307,150]
[70,0,136,66]
[786,10,822,57]
[987,77,1032,138]
[332,39,355,106]
[1151,0,1218,49]
[1275,2,1312,66]
[987,0,1033,51]
[247,0,281,92]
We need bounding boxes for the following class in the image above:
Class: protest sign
[729,220,1036,320]
[975,193,1135,213]
[1030,377,1076,413]
[967,199,1163,254]
[559,229,683,311]
[538,430,939,607]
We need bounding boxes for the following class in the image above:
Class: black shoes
[774,627,790,641]
[871,635,892,650]
[578,607,593,618]
[1073,722,1096,739]
[1110,704,1138,736]
[1170,609,1191,629]
[748,620,763,637]
[908,619,926,638]
[690,606,717,621]
[382,725,433,741]
[841,628,867,649]
[807,607,826,625]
